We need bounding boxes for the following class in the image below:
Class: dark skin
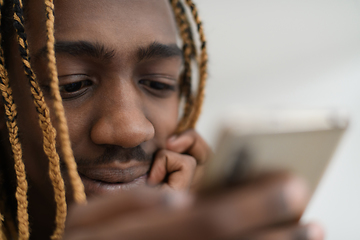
[0,0,324,239]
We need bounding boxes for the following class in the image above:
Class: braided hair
[0,0,208,239]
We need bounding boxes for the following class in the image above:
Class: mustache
[71,145,154,167]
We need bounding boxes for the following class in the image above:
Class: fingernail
[307,222,325,240]
[283,176,309,215]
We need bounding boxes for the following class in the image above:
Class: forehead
[26,0,178,53]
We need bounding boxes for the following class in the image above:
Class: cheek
[62,102,94,154]
[149,97,179,145]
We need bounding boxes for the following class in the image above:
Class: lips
[77,162,150,196]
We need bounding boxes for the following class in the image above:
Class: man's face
[3,0,182,200]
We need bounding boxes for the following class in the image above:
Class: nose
[90,81,155,148]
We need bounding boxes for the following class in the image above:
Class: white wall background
[194,1,360,239]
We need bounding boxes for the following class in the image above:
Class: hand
[64,173,324,240]
[147,129,211,192]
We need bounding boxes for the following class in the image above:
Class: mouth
[77,164,150,196]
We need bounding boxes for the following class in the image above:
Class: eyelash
[59,79,93,99]
[138,79,177,98]
[139,79,175,91]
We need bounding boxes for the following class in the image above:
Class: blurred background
[194,0,360,239]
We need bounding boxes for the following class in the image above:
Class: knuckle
[184,128,196,136]
[182,155,197,169]
[156,149,168,159]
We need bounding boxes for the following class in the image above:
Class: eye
[139,79,175,91]
[138,79,177,98]
[61,82,83,92]
[59,79,93,99]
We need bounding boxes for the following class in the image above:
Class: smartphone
[201,109,349,195]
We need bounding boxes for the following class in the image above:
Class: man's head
[0,0,207,239]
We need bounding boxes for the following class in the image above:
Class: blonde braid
[0,1,29,239]
[0,55,27,240]
[170,0,195,133]
[0,213,4,240]
[44,0,86,204]
[13,0,69,238]
[170,0,208,132]
[184,0,208,129]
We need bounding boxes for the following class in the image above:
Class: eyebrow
[138,42,183,62]
[34,41,116,61]
[34,41,183,63]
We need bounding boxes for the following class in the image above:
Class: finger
[76,173,309,240]
[189,164,205,192]
[242,222,324,240]
[193,173,310,239]
[167,129,211,165]
[147,149,197,191]
[66,189,165,229]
